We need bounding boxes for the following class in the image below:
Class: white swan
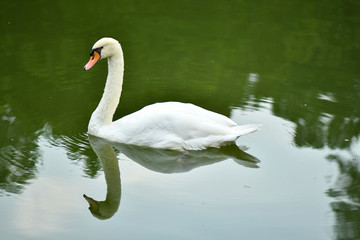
[84,37,261,151]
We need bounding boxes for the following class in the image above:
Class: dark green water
[1,0,359,239]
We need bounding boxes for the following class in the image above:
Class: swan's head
[84,37,122,71]
[83,194,119,220]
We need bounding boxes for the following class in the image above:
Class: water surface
[1,0,359,239]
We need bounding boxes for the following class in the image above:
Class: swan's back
[99,102,261,150]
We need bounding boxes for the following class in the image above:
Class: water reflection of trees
[0,110,98,195]
[327,154,360,239]
[46,133,100,178]
[268,81,360,150]
[0,137,39,195]
[0,105,40,195]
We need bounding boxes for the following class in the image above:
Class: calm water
[1,0,360,239]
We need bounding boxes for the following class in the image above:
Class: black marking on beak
[90,47,103,59]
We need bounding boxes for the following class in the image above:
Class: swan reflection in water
[84,135,260,220]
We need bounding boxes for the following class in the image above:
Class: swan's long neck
[89,53,124,132]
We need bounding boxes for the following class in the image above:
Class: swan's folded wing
[102,102,261,150]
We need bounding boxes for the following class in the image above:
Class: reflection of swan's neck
[103,144,121,199]
[85,139,121,220]
[89,54,124,131]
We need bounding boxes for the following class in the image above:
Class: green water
[1,0,359,239]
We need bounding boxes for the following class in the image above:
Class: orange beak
[84,51,101,71]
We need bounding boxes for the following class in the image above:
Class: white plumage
[84,37,261,151]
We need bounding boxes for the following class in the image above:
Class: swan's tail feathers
[234,124,262,137]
